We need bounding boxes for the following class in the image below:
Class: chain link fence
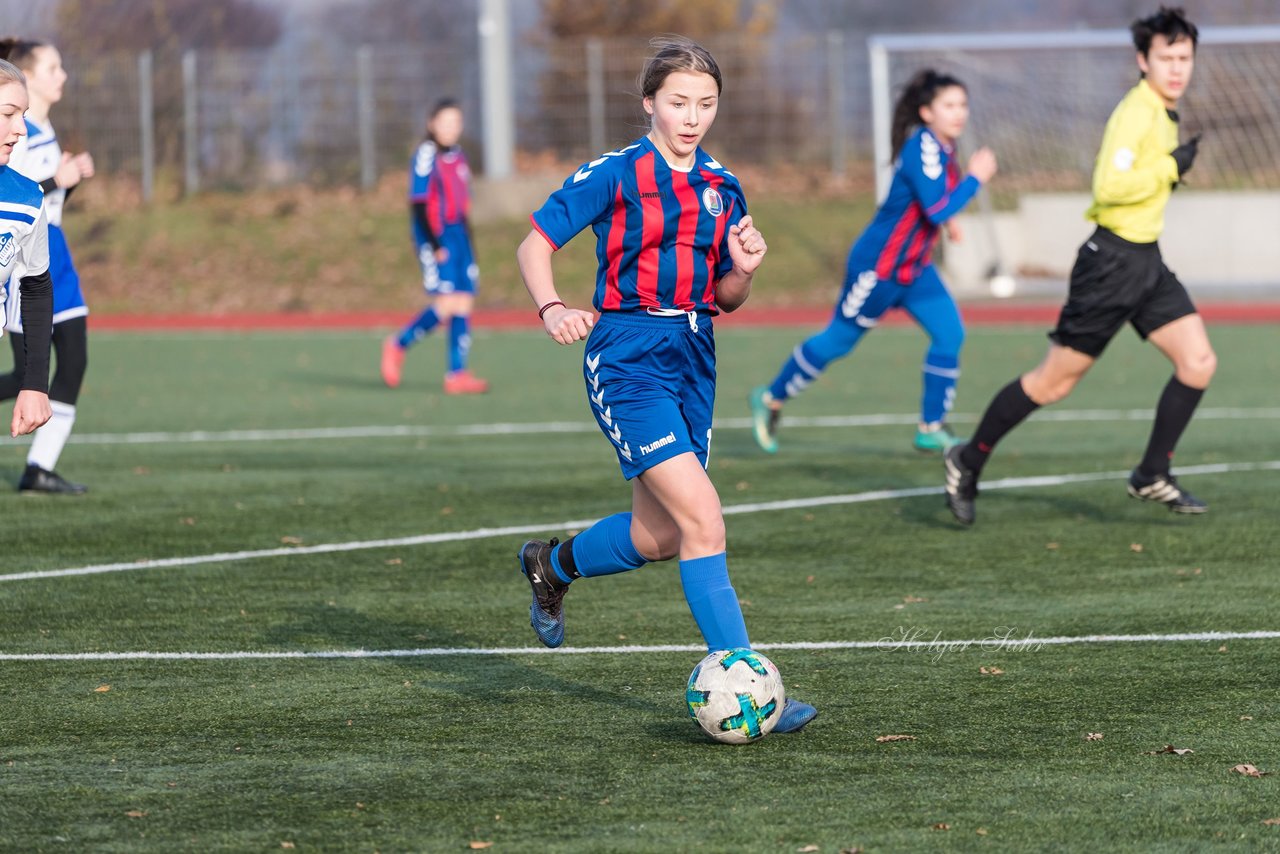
[49,29,1280,199]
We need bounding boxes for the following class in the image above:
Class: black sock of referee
[1137,375,1204,478]
[960,378,1041,474]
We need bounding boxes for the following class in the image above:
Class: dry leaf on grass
[839,848,865,854]
[876,734,917,743]
[932,822,951,830]
[1232,764,1269,778]
[1046,542,1059,550]
[93,685,111,693]
[1129,543,1143,552]
[976,828,989,836]
[1146,745,1193,755]
[280,844,295,850]
[1085,732,1104,741]
[469,843,494,851]
[124,810,147,818]
[797,846,820,853]
[280,536,303,545]
[1241,716,1254,721]
[1262,818,1280,826]
[979,666,1004,676]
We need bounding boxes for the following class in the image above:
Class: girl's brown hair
[637,35,722,100]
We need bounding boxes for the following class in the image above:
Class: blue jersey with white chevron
[849,127,980,284]
[0,165,51,336]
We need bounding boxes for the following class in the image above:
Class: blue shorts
[832,259,958,336]
[5,223,86,333]
[419,223,477,295]
[583,310,716,480]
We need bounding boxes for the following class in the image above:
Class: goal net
[868,26,1280,201]
[866,26,1280,294]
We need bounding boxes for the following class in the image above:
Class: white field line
[2,630,1278,662]
[0,407,1277,447]
[3,460,1278,586]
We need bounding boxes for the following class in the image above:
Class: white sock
[27,401,76,472]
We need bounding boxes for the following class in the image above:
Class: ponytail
[890,69,966,161]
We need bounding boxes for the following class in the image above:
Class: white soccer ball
[685,648,785,744]
[989,274,1017,299]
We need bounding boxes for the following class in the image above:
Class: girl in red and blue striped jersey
[751,69,997,455]
[512,36,816,734]
[381,99,488,395]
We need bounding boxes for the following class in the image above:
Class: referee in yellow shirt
[945,6,1215,525]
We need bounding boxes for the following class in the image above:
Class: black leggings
[0,316,88,405]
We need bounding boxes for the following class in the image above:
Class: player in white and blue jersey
[0,58,54,440]
[380,99,488,395]
[0,38,93,493]
[513,37,816,734]
[750,69,997,455]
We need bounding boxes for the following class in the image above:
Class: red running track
[87,303,1280,332]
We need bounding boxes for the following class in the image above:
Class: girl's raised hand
[542,304,595,346]
[728,215,767,275]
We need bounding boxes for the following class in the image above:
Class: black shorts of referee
[1049,226,1197,358]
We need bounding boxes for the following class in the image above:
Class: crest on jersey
[0,232,15,267]
[702,187,724,216]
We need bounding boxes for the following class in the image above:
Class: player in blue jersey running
[750,69,997,455]
[381,98,488,395]
[0,58,54,440]
[513,37,816,734]
[0,38,93,492]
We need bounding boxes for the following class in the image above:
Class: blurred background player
[750,69,996,455]
[381,98,488,395]
[944,6,1214,525]
[513,36,816,733]
[0,57,54,441]
[0,37,92,493]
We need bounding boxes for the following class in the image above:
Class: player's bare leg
[637,454,817,732]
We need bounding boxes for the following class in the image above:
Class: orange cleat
[444,370,489,395]
[381,336,405,388]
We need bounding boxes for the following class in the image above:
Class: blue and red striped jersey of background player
[851,126,980,284]
[529,135,746,314]
[409,141,471,247]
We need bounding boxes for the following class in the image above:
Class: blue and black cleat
[518,538,568,648]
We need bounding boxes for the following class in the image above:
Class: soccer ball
[685,648,785,744]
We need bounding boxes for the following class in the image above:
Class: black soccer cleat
[18,464,87,495]
[943,444,978,526]
[1127,469,1207,514]
[518,538,569,648]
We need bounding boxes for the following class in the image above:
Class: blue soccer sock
[397,306,439,349]
[447,315,470,373]
[921,351,960,425]
[549,513,647,584]
[679,552,751,652]
[768,322,865,402]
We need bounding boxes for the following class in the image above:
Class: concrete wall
[943,192,1280,297]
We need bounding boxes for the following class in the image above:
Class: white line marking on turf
[3,460,1278,585]
[1,630,1277,661]
[1,407,1276,447]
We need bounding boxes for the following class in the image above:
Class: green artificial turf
[1,325,1277,851]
